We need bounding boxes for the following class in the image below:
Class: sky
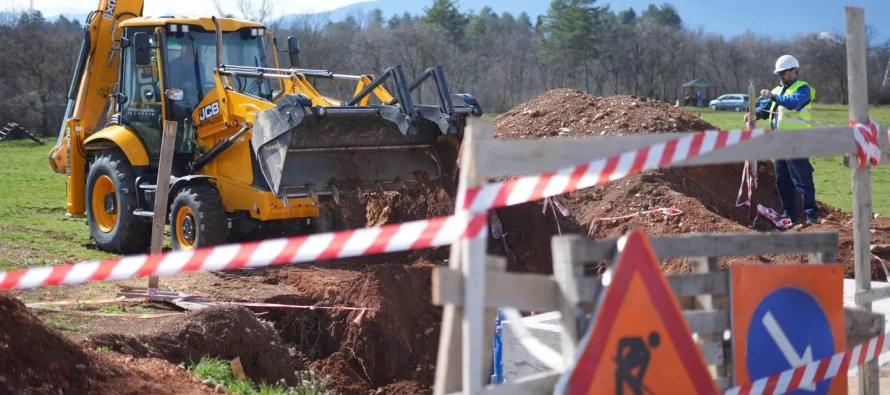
[13,0,890,42]
[11,0,376,17]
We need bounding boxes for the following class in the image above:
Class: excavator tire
[169,183,227,251]
[85,149,151,254]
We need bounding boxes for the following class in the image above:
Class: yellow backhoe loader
[48,0,482,254]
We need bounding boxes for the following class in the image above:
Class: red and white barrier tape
[0,214,486,290]
[589,207,684,223]
[736,160,757,208]
[24,297,148,307]
[724,330,890,395]
[851,117,881,168]
[756,204,794,229]
[759,109,883,168]
[462,129,768,213]
[0,128,767,291]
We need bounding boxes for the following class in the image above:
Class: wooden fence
[433,231,886,393]
[431,6,888,394]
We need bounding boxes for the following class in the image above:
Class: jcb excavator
[48,0,481,254]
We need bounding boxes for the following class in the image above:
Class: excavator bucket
[251,65,482,203]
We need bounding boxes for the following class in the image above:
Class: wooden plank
[667,272,729,297]
[572,232,839,263]
[699,340,725,365]
[433,267,560,312]
[684,310,730,334]
[434,268,729,311]
[551,235,587,362]
[846,7,879,395]
[471,371,560,395]
[845,307,886,341]
[691,257,728,381]
[475,127,855,179]
[856,286,890,304]
[148,121,177,291]
[433,117,491,395]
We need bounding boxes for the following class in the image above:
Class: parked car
[708,94,749,111]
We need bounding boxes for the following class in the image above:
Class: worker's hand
[760,89,773,99]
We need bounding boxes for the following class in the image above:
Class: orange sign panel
[731,264,846,394]
[558,230,719,395]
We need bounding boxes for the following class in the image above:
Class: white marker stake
[763,311,817,391]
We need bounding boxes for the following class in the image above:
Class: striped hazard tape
[462,129,767,213]
[0,128,771,291]
[0,214,486,290]
[725,330,890,395]
[851,118,881,168]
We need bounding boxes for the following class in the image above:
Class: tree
[538,0,607,92]
[422,0,468,40]
[640,3,682,28]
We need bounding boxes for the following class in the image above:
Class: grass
[188,356,329,395]
[683,104,890,215]
[0,138,116,268]
[41,315,79,333]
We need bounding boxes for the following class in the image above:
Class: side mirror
[287,36,300,67]
[134,32,152,66]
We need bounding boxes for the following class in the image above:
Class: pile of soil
[491,88,890,278]
[0,294,213,394]
[85,305,295,386]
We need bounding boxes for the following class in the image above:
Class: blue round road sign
[747,287,835,395]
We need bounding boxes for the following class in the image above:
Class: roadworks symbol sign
[556,230,720,395]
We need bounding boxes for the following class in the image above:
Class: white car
[709,94,750,111]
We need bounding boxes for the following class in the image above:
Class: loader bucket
[251,94,464,201]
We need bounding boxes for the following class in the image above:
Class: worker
[165,40,200,106]
[745,54,818,226]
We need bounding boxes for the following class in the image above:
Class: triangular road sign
[556,230,720,395]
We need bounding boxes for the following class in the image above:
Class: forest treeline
[1,0,888,136]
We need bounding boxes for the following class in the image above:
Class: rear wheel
[169,183,227,251]
[85,150,151,254]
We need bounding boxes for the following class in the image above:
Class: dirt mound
[0,294,213,394]
[85,305,295,386]
[492,89,890,278]
[497,88,714,139]
[261,256,444,394]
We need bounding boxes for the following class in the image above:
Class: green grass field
[685,104,890,216]
[1,103,889,267]
[0,139,116,270]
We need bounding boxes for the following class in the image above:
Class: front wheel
[710,104,717,111]
[169,183,227,251]
[85,150,151,254]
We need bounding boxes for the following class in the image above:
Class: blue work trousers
[774,158,818,223]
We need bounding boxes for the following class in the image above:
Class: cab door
[119,26,165,158]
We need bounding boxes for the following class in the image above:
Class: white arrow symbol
[762,311,816,391]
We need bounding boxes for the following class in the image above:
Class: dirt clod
[0,294,213,394]
[85,305,294,386]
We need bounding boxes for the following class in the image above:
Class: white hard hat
[774,55,800,75]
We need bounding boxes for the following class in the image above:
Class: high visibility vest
[769,80,815,130]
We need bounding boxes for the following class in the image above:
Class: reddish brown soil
[0,294,213,394]
[84,305,295,386]
[491,88,890,279]
[261,254,445,394]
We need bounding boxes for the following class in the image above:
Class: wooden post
[434,117,492,394]
[845,7,878,395]
[148,121,177,291]
[552,235,586,363]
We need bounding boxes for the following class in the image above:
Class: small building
[681,79,718,107]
